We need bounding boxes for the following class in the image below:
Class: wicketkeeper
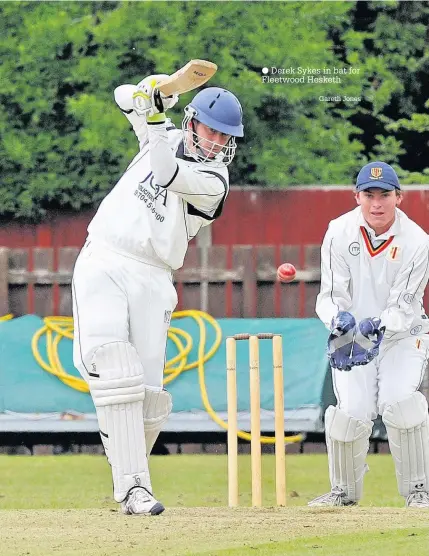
[309,161,429,508]
[72,74,243,515]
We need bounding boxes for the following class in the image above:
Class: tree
[345,0,429,181]
[1,1,428,220]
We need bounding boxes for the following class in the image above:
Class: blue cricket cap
[356,161,401,192]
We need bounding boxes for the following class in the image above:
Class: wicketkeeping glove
[329,316,385,371]
[350,317,385,366]
[357,317,385,348]
[327,311,356,371]
[330,311,356,337]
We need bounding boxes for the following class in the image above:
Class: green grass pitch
[0,453,428,555]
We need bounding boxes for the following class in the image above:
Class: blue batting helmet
[187,87,244,137]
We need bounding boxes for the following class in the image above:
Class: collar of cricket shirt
[358,208,401,257]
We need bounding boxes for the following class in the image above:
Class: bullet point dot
[262,67,269,75]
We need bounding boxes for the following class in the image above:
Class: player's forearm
[163,161,227,212]
[316,293,352,330]
[114,84,136,112]
[317,233,352,329]
[380,291,426,337]
[114,84,149,150]
[381,243,429,337]
[149,130,228,213]
[379,308,414,337]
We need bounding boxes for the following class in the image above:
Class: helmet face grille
[181,108,237,167]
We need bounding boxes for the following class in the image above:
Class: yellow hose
[0,314,13,322]
[15,312,303,444]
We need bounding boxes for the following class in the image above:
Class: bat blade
[157,59,217,96]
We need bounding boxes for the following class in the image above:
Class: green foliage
[351,1,429,171]
[1,1,429,219]
[372,135,405,163]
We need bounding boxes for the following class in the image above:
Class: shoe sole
[308,502,357,507]
[121,503,166,516]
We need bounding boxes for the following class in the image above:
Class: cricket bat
[157,59,217,96]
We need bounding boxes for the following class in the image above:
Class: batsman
[72,69,243,515]
[309,162,429,508]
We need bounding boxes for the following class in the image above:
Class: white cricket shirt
[316,206,429,341]
[87,84,229,270]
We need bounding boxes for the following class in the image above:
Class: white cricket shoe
[121,487,165,516]
[406,490,429,508]
[308,486,357,507]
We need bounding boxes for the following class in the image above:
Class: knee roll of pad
[382,391,429,496]
[325,406,372,501]
[90,341,146,405]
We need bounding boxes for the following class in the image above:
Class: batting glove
[132,74,179,122]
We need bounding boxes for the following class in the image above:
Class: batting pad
[89,341,150,502]
[382,391,429,497]
[143,387,173,456]
[325,406,372,501]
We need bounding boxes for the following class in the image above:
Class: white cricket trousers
[72,240,178,388]
[332,335,429,421]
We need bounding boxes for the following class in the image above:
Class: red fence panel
[1,246,320,317]
[0,186,428,317]
[0,187,428,249]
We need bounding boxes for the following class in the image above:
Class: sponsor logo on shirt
[348,242,360,256]
[134,171,168,222]
[410,325,423,336]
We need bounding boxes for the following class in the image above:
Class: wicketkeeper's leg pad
[143,387,173,456]
[325,405,372,501]
[89,341,150,502]
[382,391,429,497]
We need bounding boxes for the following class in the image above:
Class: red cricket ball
[277,263,297,283]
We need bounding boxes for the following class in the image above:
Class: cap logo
[370,167,382,179]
